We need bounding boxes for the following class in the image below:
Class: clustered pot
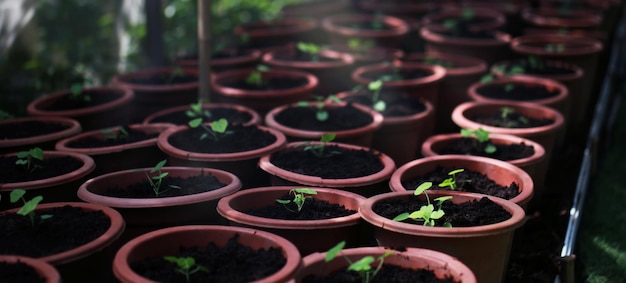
[0,116,82,155]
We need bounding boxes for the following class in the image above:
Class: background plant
[461,128,496,154]
[296,41,322,62]
[163,256,208,282]
[393,182,452,227]
[188,117,232,141]
[9,189,53,227]
[100,126,129,141]
[15,147,44,173]
[300,133,340,158]
[325,241,394,283]
[245,64,270,87]
[275,188,318,213]
[145,159,181,197]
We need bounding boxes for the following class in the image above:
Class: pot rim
[510,34,603,57]
[27,86,134,117]
[142,102,262,126]
[321,13,410,37]
[467,75,569,107]
[0,116,82,149]
[400,51,488,76]
[491,58,584,82]
[262,47,355,69]
[0,255,61,283]
[111,67,199,92]
[211,67,319,98]
[419,26,511,46]
[351,61,447,88]
[333,91,435,125]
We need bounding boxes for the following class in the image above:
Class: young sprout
[545,43,565,53]
[325,241,394,283]
[423,56,454,68]
[301,133,341,158]
[163,256,208,282]
[347,38,375,50]
[461,128,497,154]
[166,66,185,84]
[9,189,52,227]
[145,159,181,197]
[527,55,544,69]
[438,168,470,190]
[0,109,14,120]
[494,106,529,127]
[69,83,92,102]
[15,147,44,173]
[368,80,386,112]
[393,182,452,227]
[100,126,129,141]
[297,96,333,122]
[245,64,270,87]
[188,118,232,141]
[275,188,318,213]
[297,41,321,62]
[185,100,212,123]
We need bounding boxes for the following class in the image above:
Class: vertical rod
[198,0,211,102]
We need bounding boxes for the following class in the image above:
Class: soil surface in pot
[244,193,356,220]
[401,166,520,200]
[438,137,535,161]
[477,83,560,101]
[374,196,512,227]
[222,76,309,91]
[65,127,158,148]
[470,109,554,128]
[149,108,253,126]
[99,172,226,198]
[123,73,197,85]
[0,156,83,183]
[439,27,498,39]
[274,50,343,63]
[131,234,286,283]
[43,90,121,110]
[0,205,110,257]
[0,261,45,283]
[338,20,396,30]
[360,68,433,82]
[270,146,384,179]
[0,121,69,139]
[303,263,460,283]
[274,103,373,131]
[168,125,277,154]
[342,91,426,117]
[496,59,578,76]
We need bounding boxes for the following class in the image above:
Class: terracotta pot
[420,25,512,65]
[111,67,199,123]
[350,61,446,107]
[359,190,526,283]
[142,102,262,126]
[421,133,547,205]
[0,151,95,211]
[321,13,410,48]
[357,0,444,19]
[262,46,355,96]
[288,246,477,283]
[173,48,263,72]
[0,255,61,283]
[234,17,318,49]
[399,52,488,133]
[459,1,525,37]
[421,6,507,31]
[521,7,604,30]
[258,141,396,197]
[1,202,125,283]
[157,123,287,189]
[264,101,384,147]
[325,44,404,69]
[451,101,565,165]
[77,166,241,244]
[334,90,435,166]
[280,0,351,18]
[0,116,81,155]
[27,86,134,131]
[211,67,318,117]
[217,186,366,255]
[113,225,302,283]
[389,155,534,209]
[55,123,171,178]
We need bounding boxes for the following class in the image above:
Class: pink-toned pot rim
[113,225,301,283]
[321,13,410,37]
[0,117,82,149]
[258,141,396,188]
[351,62,447,88]
[0,151,95,191]
[0,255,61,283]
[422,7,507,31]
[211,67,319,98]
[111,67,199,92]
[333,91,435,125]
[174,48,263,68]
[262,47,355,69]
[388,154,534,207]
[521,7,603,28]
[467,75,569,107]
[264,101,384,139]
[142,103,262,126]
[27,86,134,117]
[216,186,366,229]
[77,167,242,208]
[490,59,584,82]
[359,190,527,237]
[419,26,511,46]
[400,52,488,76]
[1,202,125,265]
[235,17,317,37]
[510,34,603,56]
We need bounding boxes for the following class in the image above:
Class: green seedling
[275,188,318,213]
[461,128,497,154]
[368,80,386,112]
[186,101,212,127]
[493,106,529,127]
[100,126,129,140]
[0,109,14,120]
[166,66,185,84]
[546,43,565,53]
[245,64,270,87]
[438,169,470,190]
[15,147,44,173]
[527,55,544,69]
[297,95,336,122]
[69,83,92,102]
[297,41,322,62]
[325,241,394,283]
[393,182,452,227]
[163,256,208,282]
[145,159,181,197]
[9,189,52,227]
[423,56,454,68]
[347,38,375,50]
[301,133,341,158]
[188,117,232,141]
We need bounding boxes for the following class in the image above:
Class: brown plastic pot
[359,190,526,283]
[420,26,512,65]
[264,101,384,147]
[234,17,318,49]
[173,48,263,72]
[321,13,410,48]
[521,7,604,30]
[422,6,507,31]
[280,0,351,18]
[258,141,396,197]
[325,44,404,69]
[0,116,82,155]
[0,255,61,283]
[357,0,443,19]
[113,225,301,283]
[27,86,134,131]
[142,102,262,126]
[217,186,366,255]
[288,246,477,283]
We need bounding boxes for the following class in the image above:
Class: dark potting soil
[477,83,560,101]
[360,68,434,82]
[498,60,577,76]
[65,127,159,148]
[131,234,286,283]
[303,264,459,283]
[0,121,69,139]
[149,108,253,126]
[439,137,535,161]
[269,145,384,179]
[0,156,83,183]
[43,90,121,110]
[125,74,197,85]
[0,261,45,283]
[222,76,309,91]
[374,196,512,227]
[343,91,426,117]
[274,50,344,63]
[167,124,277,154]
[439,26,497,39]
[401,166,520,200]
[339,20,395,31]
[470,112,554,128]
[100,173,226,198]
[0,205,110,257]
[274,103,373,131]
[244,193,356,220]
[433,16,493,27]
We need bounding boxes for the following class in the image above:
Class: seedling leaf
[325,241,346,262]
